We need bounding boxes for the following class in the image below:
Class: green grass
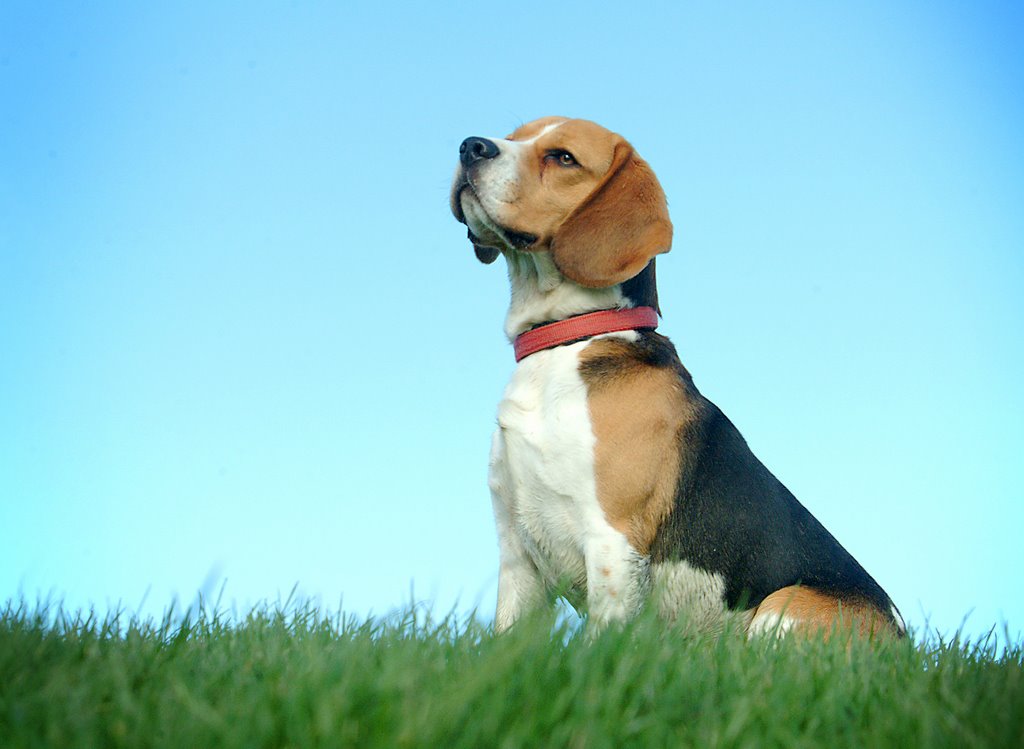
[1,598,1021,748]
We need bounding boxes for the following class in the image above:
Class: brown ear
[550,142,672,288]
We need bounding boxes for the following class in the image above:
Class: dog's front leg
[489,431,545,633]
[584,530,648,631]
[491,496,545,632]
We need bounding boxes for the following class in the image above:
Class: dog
[450,117,905,639]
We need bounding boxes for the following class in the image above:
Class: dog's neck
[502,250,625,340]
[502,250,659,341]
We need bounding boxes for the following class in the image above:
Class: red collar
[513,306,659,362]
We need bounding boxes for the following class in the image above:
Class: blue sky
[2,1,1022,639]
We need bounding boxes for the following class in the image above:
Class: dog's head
[450,117,673,289]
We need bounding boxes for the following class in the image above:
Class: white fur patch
[891,605,907,634]
[651,560,730,633]
[747,610,798,638]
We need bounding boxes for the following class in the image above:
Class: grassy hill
[1,599,1021,748]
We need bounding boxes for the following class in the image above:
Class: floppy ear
[550,142,672,288]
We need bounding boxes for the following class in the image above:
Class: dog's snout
[459,137,500,168]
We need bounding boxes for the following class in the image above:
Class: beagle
[450,117,905,639]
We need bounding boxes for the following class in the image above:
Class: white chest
[489,341,614,595]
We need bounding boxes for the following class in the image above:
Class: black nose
[459,136,500,167]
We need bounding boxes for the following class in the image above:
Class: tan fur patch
[752,585,897,640]
[580,338,696,554]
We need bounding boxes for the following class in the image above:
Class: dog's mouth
[451,181,470,224]
[477,227,537,250]
[454,183,538,261]
[464,227,538,263]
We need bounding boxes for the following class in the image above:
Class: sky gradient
[2,1,1022,639]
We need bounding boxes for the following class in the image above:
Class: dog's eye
[545,149,578,167]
